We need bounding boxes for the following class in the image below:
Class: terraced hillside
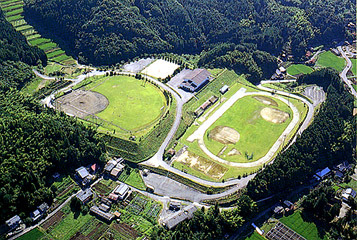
[0,0,76,65]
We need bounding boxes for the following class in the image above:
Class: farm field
[316,51,346,72]
[17,228,44,240]
[203,95,293,163]
[287,64,313,76]
[279,211,328,240]
[91,75,167,131]
[244,231,266,240]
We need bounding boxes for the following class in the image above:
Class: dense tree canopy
[246,69,356,199]
[24,0,355,65]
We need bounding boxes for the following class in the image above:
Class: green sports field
[279,211,328,240]
[90,75,167,131]
[287,64,313,76]
[316,51,346,72]
[204,95,293,163]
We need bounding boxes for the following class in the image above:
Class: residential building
[162,205,197,229]
[113,183,130,200]
[342,188,357,202]
[6,215,22,231]
[315,167,331,180]
[90,206,115,222]
[76,188,93,204]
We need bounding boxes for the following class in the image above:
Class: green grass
[44,62,63,75]
[37,42,57,51]
[124,169,146,190]
[1,0,22,6]
[3,4,22,11]
[204,95,293,163]
[90,75,167,131]
[316,51,346,72]
[51,54,70,62]
[244,231,266,240]
[16,228,44,240]
[15,25,32,31]
[48,205,94,240]
[287,64,313,76]
[47,50,65,58]
[5,8,23,16]
[6,14,22,21]
[279,211,328,240]
[29,37,50,46]
[21,77,44,94]
[351,58,357,76]
[26,33,41,40]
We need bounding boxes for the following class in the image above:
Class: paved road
[338,46,357,98]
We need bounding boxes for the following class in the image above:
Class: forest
[246,68,356,200]
[0,9,105,222]
[23,0,355,65]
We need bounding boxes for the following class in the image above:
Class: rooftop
[75,166,90,179]
[162,205,197,229]
[76,188,93,203]
[114,183,129,197]
[90,206,115,222]
[184,69,211,86]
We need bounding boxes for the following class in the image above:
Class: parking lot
[167,69,194,103]
[303,86,326,107]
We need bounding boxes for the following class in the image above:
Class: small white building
[342,188,357,202]
[113,183,129,200]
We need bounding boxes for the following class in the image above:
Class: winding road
[338,46,357,98]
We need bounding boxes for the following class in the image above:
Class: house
[104,162,115,173]
[336,161,351,173]
[315,167,331,180]
[38,203,49,214]
[180,69,211,92]
[273,206,284,214]
[90,164,98,174]
[6,215,22,231]
[113,183,130,200]
[220,85,229,94]
[90,206,115,222]
[283,200,294,209]
[108,193,119,202]
[335,170,344,179]
[342,188,357,202]
[30,210,41,222]
[162,205,197,229]
[110,168,122,178]
[76,166,89,179]
[99,203,110,213]
[76,188,93,204]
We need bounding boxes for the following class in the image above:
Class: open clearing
[316,51,346,72]
[142,59,179,79]
[287,64,313,76]
[204,95,292,163]
[175,151,228,180]
[350,58,357,76]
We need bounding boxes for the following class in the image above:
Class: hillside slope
[24,0,355,65]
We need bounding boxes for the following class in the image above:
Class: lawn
[17,228,44,240]
[316,51,346,72]
[287,64,313,76]
[204,95,293,163]
[244,231,266,240]
[90,75,167,131]
[279,211,328,240]
[351,58,356,76]
[124,169,146,190]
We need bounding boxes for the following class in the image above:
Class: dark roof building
[180,69,211,92]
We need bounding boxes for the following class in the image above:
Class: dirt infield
[175,151,228,179]
[253,95,278,106]
[142,59,179,79]
[209,126,240,144]
[55,90,108,119]
[261,107,289,124]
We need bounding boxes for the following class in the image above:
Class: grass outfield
[279,211,328,240]
[90,75,167,131]
[204,95,293,163]
[244,231,266,240]
[316,51,345,72]
[287,64,313,76]
[17,228,44,240]
[351,58,356,76]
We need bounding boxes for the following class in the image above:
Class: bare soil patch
[41,210,64,230]
[253,95,278,106]
[55,90,108,119]
[209,126,240,144]
[175,151,228,179]
[260,107,289,124]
